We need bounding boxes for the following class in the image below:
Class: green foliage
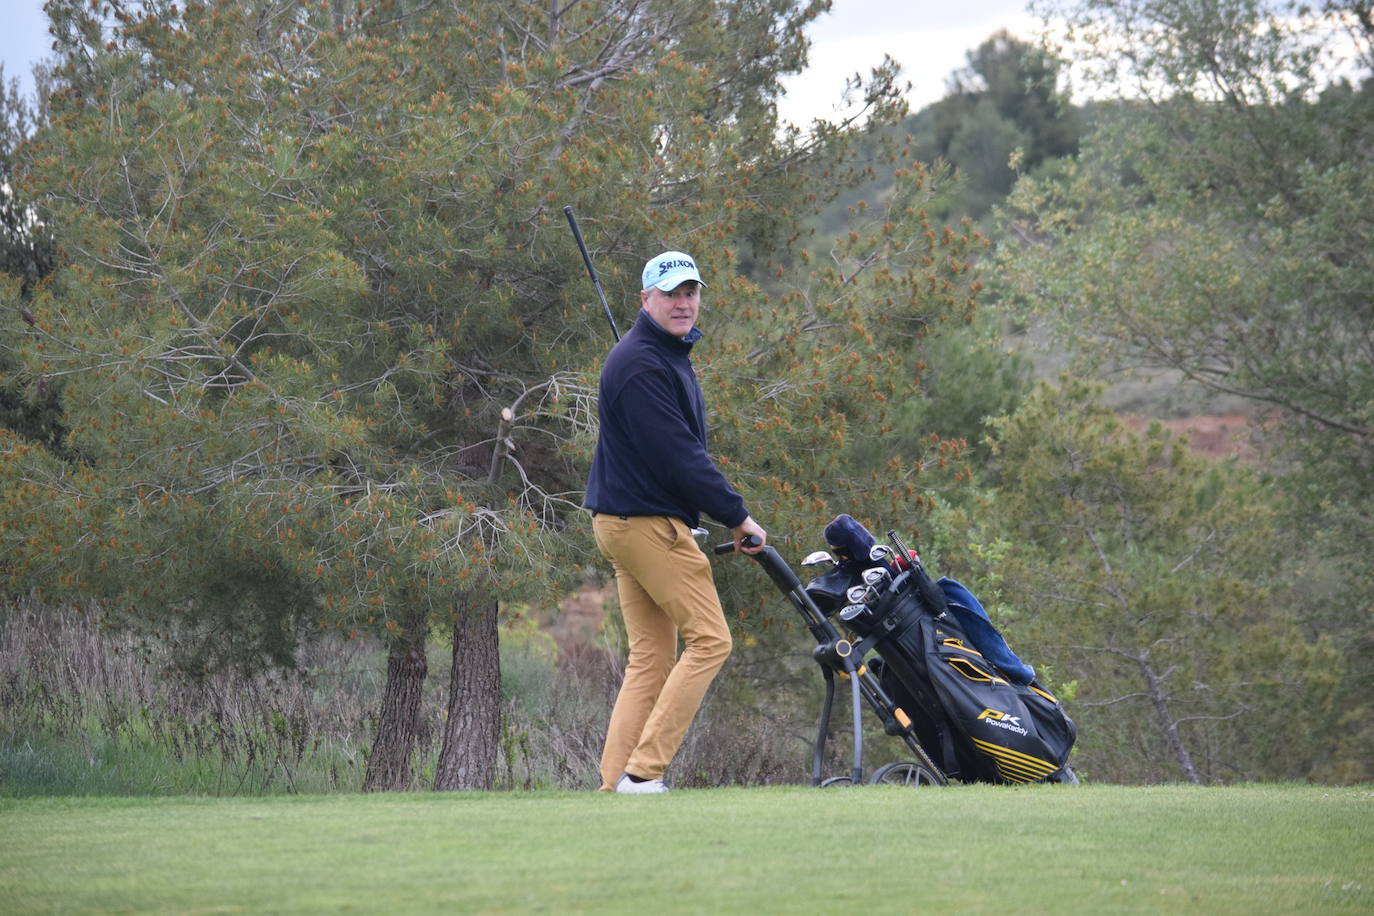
[934,30,1082,212]
[1002,0,1374,780]
[934,379,1339,783]
[700,158,992,631]
[824,30,1083,230]
[885,305,1032,463]
[0,65,52,294]
[0,0,948,675]
[0,66,62,455]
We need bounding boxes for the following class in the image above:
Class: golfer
[585,250,766,794]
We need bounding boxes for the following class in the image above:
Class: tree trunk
[434,596,502,790]
[362,609,429,792]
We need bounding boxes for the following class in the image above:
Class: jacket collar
[636,309,702,352]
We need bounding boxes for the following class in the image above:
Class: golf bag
[808,516,1076,784]
[717,517,1075,786]
[844,573,1076,784]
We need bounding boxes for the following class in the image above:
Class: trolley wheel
[819,775,855,788]
[869,761,942,787]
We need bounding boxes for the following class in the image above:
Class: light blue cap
[641,251,706,291]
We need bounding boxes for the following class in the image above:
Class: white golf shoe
[614,774,669,795]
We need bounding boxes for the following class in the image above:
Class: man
[585,249,767,795]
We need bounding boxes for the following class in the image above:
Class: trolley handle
[713,536,801,593]
[712,535,762,556]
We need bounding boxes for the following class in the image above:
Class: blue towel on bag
[937,578,1035,686]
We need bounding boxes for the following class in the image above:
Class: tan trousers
[593,514,733,789]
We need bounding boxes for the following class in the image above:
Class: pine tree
[2,0,986,789]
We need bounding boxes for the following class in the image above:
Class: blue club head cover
[824,514,876,573]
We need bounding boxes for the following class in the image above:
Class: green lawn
[2,784,1371,914]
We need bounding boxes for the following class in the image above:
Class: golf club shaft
[562,205,621,343]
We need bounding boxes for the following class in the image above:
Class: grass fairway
[1,784,1370,914]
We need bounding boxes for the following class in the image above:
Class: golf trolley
[715,522,1076,788]
[714,531,945,787]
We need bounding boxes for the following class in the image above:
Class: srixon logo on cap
[659,258,695,276]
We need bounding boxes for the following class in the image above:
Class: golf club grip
[886,527,949,615]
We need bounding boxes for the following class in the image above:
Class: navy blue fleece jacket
[584,310,748,530]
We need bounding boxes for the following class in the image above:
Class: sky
[777,0,1039,126]
[1,0,50,103]
[0,0,1039,123]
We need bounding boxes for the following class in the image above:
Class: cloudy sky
[777,0,1039,125]
[1,1,48,102]
[1,0,1039,123]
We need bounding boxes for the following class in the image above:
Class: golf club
[562,205,621,343]
[847,583,879,606]
[869,544,895,569]
[838,602,875,632]
[862,566,892,588]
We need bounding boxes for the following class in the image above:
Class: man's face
[641,280,701,338]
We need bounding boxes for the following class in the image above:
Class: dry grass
[1,593,814,796]
[1,595,379,795]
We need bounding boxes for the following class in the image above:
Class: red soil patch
[1121,413,1257,459]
